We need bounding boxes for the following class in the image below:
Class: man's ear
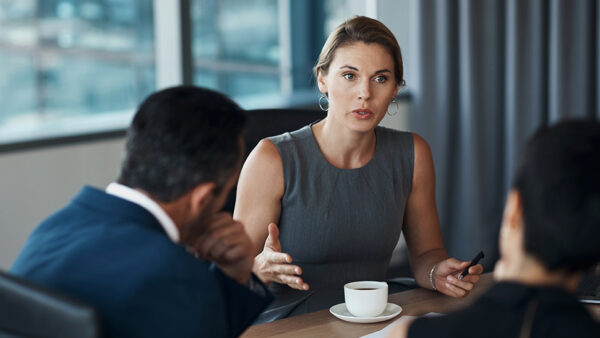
[317,70,328,94]
[189,182,216,215]
[504,190,524,232]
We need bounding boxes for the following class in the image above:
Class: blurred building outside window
[0,0,155,144]
[0,0,356,146]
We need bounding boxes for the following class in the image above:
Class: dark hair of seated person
[513,119,600,273]
[117,85,246,202]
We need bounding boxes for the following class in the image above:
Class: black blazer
[408,282,600,338]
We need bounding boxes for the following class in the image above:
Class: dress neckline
[304,122,380,172]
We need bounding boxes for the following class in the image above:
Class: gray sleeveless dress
[257,123,414,323]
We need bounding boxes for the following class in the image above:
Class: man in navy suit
[11,86,272,338]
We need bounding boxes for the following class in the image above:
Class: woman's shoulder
[267,124,313,147]
[248,138,282,165]
[376,125,413,137]
[247,124,312,171]
[381,129,431,160]
[264,125,318,163]
[375,126,416,148]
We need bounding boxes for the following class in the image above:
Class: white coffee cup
[344,281,388,317]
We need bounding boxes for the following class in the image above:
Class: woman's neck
[312,118,376,169]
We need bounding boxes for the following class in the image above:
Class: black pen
[458,251,484,280]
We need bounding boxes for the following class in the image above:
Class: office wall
[0,138,125,269]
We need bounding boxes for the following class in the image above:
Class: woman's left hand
[432,258,483,297]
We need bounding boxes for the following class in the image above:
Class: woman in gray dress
[234,16,483,321]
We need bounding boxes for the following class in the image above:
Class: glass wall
[0,0,154,142]
[324,0,354,38]
[0,0,359,145]
[189,0,361,106]
[190,0,280,100]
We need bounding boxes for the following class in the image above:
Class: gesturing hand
[432,258,483,297]
[253,223,309,291]
[189,212,254,285]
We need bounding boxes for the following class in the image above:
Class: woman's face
[317,41,398,133]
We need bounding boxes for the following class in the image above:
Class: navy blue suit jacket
[11,186,272,338]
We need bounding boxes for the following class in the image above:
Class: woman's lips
[351,108,374,119]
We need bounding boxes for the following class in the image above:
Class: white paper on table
[360,313,445,338]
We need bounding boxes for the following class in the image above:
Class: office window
[190,0,280,101]
[0,0,154,144]
[324,0,353,37]
[190,0,357,108]
[0,0,358,146]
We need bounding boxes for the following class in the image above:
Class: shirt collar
[106,182,180,243]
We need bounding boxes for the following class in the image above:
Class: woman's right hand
[253,223,310,291]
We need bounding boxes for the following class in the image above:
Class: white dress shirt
[106,182,180,243]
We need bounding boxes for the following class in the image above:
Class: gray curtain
[410,0,599,268]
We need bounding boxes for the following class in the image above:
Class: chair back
[223,108,326,213]
[0,270,100,338]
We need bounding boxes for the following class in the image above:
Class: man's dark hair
[118,85,246,202]
[513,119,600,272]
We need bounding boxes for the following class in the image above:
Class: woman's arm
[234,139,309,290]
[234,139,283,252]
[403,133,482,297]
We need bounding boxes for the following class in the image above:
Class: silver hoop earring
[387,97,399,116]
[318,94,329,111]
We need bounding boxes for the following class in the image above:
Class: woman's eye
[343,73,355,80]
[374,75,387,83]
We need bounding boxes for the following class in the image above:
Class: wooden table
[242,274,600,338]
[241,274,494,338]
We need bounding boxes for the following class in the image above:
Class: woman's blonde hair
[313,16,404,87]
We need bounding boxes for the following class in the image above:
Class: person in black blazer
[386,120,600,338]
[10,86,273,338]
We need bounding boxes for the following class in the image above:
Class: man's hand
[190,212,254,285]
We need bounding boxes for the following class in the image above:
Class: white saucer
[329,303,402,323]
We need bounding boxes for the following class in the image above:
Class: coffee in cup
[344,281,388,317]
